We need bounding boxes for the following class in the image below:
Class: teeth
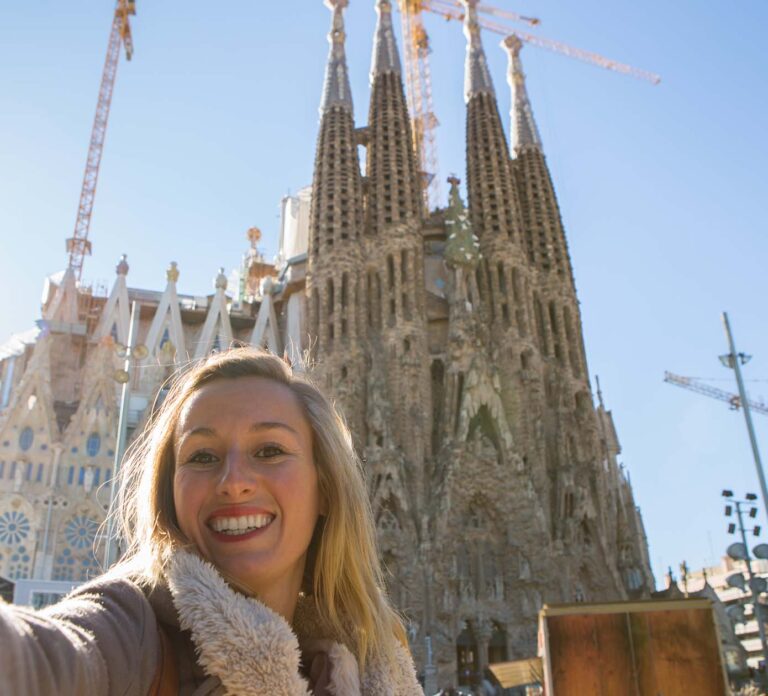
[210,514,274,535]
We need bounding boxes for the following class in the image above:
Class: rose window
[0,510,31,546]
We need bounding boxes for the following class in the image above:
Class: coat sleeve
[0,576,161,696]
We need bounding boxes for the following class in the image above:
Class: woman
[0,349,422,695]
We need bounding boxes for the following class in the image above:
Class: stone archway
[456,620,479,687]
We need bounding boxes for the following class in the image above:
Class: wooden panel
[488,658,542,688]
[634,609,726,696]
[548,613,640,695]
[542,602,726,696]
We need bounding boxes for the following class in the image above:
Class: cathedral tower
[363,0,432,522]
[307,0,367,438]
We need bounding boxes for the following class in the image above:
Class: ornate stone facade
[0,0,652,688]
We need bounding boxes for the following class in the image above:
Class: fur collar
[165,550,422,695]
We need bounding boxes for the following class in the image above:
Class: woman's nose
[215,450,255,497]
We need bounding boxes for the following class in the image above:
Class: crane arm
[664,371,768,416]
[435,0,539,27]
[426,0,660,85]
[66,0,135,281]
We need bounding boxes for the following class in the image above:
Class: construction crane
[65,0,136,282]
[664,371,768,417]
[396,1,659,209]
[397,1,442,211]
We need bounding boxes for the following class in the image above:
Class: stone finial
[247,226,262,249]
[461,0,495,103]
[320,0,353,114]
[166,261,180,283]
[370,0,402,80]
[444,177,480,269]
[503,35,542,151]
[215,267,228,291]
[116,254,129,276]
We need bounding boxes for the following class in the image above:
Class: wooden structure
[538,599,729,695]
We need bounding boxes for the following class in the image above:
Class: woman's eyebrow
[181,422,299,439]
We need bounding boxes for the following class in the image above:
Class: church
[0,0,652,687]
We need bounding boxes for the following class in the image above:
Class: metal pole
[103,300,138,569]
[736,501,768,668]
[722,312,768,528]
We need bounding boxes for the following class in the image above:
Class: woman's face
[173,376,321,601]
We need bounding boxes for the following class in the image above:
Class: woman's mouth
[207,513,275,540]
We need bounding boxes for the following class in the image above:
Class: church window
[0,461,4,478]
[64,515,98,550]
[78,467,86,486]
[19,427,33,452]
[86,433,101,457]
[454,373,464,434]
[159,328,170,350]
[387,255,395,291]
[534,295,548,356]
[327,279,334,315]
[9,462,16,480]
[67,466,74,485]
[403,338,411,353]
[25,462,32,481]
[0,510,30,546]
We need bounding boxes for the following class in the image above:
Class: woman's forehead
[176,376,309,435]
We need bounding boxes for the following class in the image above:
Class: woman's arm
[0,576,160,696]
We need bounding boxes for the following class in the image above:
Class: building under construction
[0,0,653,688]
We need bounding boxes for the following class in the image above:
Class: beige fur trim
[166,550,311,696]
[165,549,423,695]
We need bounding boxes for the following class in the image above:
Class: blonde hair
[113,348,405,669]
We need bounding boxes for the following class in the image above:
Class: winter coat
[0,550,423,695]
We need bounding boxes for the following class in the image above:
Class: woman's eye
[257,445,285,458]
[186,451,218,466]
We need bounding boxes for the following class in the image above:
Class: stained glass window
[19,427,33,451]
[0,510,31,545]
[64,515,98,550]
[86,433,101,457]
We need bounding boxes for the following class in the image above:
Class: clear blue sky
[1,1,767,587]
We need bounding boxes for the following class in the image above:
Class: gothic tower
[306,0,367,439]
[363,0,432,554]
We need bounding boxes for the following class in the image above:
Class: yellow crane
[66,0,136,282]
[397,1,660,210]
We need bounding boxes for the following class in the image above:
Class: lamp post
[723,490,768,671]
[720,312,768,528]
[103,301,147,569]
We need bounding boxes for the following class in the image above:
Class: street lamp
[723,490,768,671]
[103,300,146,569]
[720,313,768,529]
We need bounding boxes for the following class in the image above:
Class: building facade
[0,0,653,687]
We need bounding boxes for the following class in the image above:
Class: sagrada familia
[0,0,653,687]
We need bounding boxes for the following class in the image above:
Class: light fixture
[719,354,734,368]
[723,490,734,498]
[747,493,758,501]
[725,505,733,517]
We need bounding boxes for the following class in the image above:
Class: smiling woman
[0,348,422,695]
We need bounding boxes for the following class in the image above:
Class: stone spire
[462,0,521,247]
[367,0,422,233]
[307,0,365,437]
[370,0,401,79]
[505,35,574,279]
[461,0,495,103]
[503,35,542,153]
[320,0,353,115]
